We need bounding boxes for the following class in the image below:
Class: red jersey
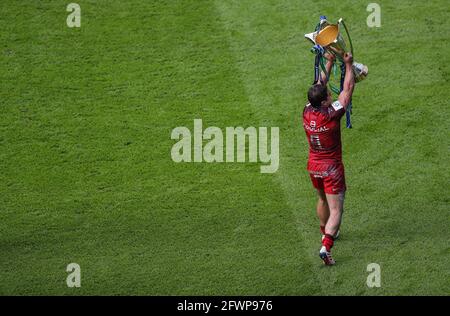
[303,101,345,164]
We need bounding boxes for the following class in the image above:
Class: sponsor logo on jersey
[303,123,330,133]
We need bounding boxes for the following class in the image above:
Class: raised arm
[320,52,335,86]
[338,53,355,109]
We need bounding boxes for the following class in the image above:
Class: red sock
[322,234,334,252]
[320,226,326,235]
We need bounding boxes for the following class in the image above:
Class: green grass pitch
[0,0,449,295]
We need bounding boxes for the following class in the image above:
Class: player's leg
[316,189,329,235]
[323,163,346,238]
[318,193,343,265]
[318,163,346,265]
[324,192,344,237]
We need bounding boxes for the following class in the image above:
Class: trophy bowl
[314,19,368,82]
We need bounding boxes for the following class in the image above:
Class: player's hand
[324,52,335,62]
[343,53,353,65]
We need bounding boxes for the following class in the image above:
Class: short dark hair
[308,84,328,108]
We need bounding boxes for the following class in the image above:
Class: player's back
[303,101,345,164]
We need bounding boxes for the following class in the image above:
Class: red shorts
[307,161,346,194]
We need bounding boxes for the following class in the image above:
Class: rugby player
[303,52,355,265]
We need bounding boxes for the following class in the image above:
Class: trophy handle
[338,18,354,55]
